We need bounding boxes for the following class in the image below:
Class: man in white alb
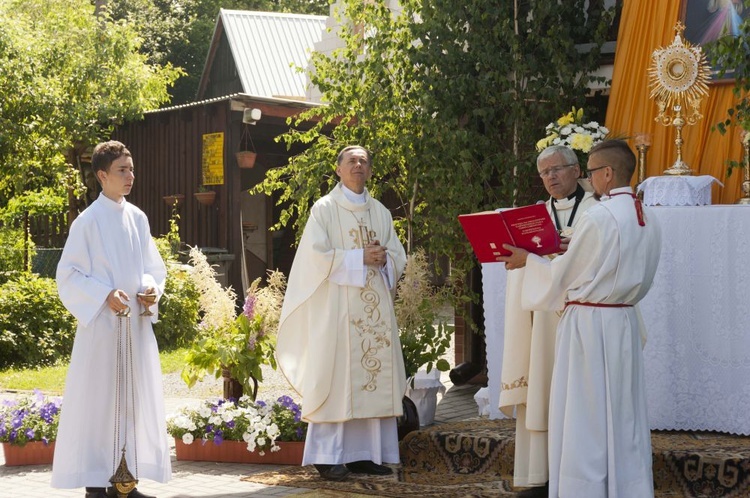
[276,145,408,481]
[500,145,597,497]
[52,141,170,498]
[500,140,661,498]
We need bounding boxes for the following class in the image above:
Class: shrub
[152,213,200,350]
[152,261,200,350]
[0,273,76,369]
[0,225,35,281]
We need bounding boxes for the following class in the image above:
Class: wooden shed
[111,94,318,296]
[107,10,328,296]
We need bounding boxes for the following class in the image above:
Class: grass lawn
[0,348,188,394]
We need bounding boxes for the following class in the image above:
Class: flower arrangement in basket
[181,246,286,400]
[0,390,61,447]
[166,395,306,454]
[536,107,609,166]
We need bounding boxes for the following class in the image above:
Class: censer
[109,305,139,498]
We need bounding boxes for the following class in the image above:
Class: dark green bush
[0,226,35,283]
[152,213,200,350]
[0,273,76,369]
[152,261,200,350]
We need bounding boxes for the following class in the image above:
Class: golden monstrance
[648,21,711,175]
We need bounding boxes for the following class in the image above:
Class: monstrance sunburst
[648,21,711,175]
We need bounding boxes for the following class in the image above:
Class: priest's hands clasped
[498,244,530,271]
[364,240,387,267]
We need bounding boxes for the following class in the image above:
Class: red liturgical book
[458,203,561,262]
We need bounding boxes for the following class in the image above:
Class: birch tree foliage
[252,0,614,272]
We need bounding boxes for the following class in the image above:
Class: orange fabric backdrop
[605,0,745,204]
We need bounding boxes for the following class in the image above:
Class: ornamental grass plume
[0,389,62,447]
[395,249,452,381]
[188,246,237,333]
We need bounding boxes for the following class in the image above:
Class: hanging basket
[163,194,185,207]
[235,150,257,169]
[194,191,216,206]
[236,125,257,168]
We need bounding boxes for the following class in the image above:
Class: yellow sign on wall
[202,132,225,185]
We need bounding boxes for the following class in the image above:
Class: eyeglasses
[585,165,609,178]
[538,163,578,178]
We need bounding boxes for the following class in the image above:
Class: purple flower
[226,420,235,429]
[213,430,224,445]
[25,428,34,439]
[255,400,267,408]
[243,294,257,320]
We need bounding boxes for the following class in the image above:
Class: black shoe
[106,487,156,498]
[345,460,393,475]
[85,488,108,498]
[314,464,351,481]
[516,481,549,497]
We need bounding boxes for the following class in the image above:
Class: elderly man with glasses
[500,145,598,497]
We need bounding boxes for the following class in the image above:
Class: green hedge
[0,273,76,369]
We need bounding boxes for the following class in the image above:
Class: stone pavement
[0,375,483,498]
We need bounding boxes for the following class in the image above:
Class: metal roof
[219,9,326,99]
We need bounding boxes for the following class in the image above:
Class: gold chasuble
[277,184,407,424]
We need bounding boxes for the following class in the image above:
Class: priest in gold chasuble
[277,146,407,479]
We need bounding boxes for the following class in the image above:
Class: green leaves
[0,0,181,205]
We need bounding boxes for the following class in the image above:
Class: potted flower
[193,186,216,206]
[181,246,285,401]
[166,395,307,464]
[536,106,609,169]
[395,249,452,427]
[0,390,62,466]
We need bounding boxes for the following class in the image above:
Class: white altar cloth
[636,175,722,206]
[482,205,750,434]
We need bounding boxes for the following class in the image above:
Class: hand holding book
[458,203,561,263]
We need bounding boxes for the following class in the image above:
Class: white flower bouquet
[536,107,609,155]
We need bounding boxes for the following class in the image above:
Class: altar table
[482,205,750,435]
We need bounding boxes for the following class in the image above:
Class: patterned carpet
[243,418,750,498]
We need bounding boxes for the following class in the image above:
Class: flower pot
[163,194,185,207]
[174,439,303,465]
[406,369,446,427]
[2,441,56,466]
[235,151,257,169]
[194,191,216,206]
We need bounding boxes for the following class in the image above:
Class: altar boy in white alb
[52,141,170,498]
[277,145,407,482]
[500,140,661,498]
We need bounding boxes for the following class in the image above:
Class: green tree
[103,0,331,105]
[0,0,181,212]
[252,0,613,279]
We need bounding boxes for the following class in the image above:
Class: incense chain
[113,311,139,479]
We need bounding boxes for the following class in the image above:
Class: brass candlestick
[738,130,750,205]
[635,133,651,185]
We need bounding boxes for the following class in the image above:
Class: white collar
[340,184,367,204]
